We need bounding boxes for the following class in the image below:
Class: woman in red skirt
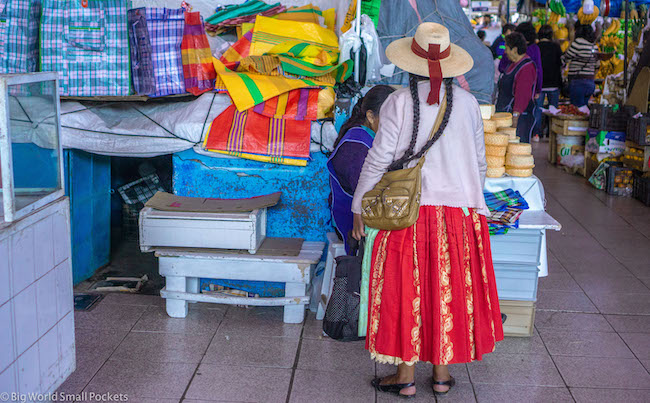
[351,23,504,398]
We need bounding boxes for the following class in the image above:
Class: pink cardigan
[351,81,489,216]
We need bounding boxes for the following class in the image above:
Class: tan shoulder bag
[360,95,448,231]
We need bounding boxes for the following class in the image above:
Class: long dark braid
[388,77,454,171]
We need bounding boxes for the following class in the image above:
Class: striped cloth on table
[0,0,41,74]
[213,58,333,111]
[40,0,130,96]
[220,30,253,70]
[253,88,319,121]
[249,16,338,58]
[203,104,311,166]
[484,189,529,235]
[267,40,338,66]
[181,11,216,95]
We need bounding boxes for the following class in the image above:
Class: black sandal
[432,376,456,396]
[371,377,416,399]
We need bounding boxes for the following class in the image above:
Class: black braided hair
[388,76,454,171]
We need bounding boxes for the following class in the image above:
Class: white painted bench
[155,241,325,324]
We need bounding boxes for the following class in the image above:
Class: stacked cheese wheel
[481,105,514,178]
[506,143,534,177]
[497,127,520,144]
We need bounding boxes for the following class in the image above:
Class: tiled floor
[58,142,650,402]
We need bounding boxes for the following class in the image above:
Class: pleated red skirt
[366,206,504,366]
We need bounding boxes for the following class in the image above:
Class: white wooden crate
[139,207,266,254]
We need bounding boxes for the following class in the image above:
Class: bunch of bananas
[600,34,622,53]
[549,0,567,16]
[603,19,621,36]
[554,25,569,40]
[578,5,599,24]
[596,57,624,79]
[548,11,562,24]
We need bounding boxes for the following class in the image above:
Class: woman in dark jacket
[534,24,564,140]
[328,85,395,250]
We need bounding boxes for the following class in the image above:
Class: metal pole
[506,0,510,22]
[354,0,362,83]
[624,0,630,95]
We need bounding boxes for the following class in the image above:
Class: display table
[485,176,560,337]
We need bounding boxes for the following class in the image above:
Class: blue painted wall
[172,150,333,297]
[64,150,111,284]
[173,150,333,242]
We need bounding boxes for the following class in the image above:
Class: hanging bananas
[578,5,599,24]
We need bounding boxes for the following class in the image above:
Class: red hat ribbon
[411,40,450,105]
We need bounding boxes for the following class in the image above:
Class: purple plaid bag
[127,7,186,97]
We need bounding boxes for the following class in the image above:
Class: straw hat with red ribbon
[386,23,474,105]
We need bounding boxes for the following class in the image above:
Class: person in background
[328,85,395,251]
[562,23,598,107]
[477,30,490,46]
[491,23,515,59]
[351,23,503,399]
[496,32,538,143]
[500,22,543,98]
[533,24,564,142]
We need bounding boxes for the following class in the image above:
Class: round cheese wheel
[492,112,513,128]
[507,143,532,155]
[483,119,497,133]
[506,154,535,168]
[486,155,506,167]
[487,166,506,178]
[506,168,534,177]
[497,127,517,137]
[486,145,507,157]
[485,133,510,147]
[509,137,521,143]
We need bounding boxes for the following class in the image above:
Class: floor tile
[290,369,375,403]
[100,293,165,306]
[226,306,285,321]
[73,328,129,353]
[642,360,650,372]
[186,364,291,403]
[467,354,564,386]
[493,331,548,356]
[474,384,573,403]
[537,271,582,292]
[553,356,650,388]
[571,388,650,403]
[536,291,598,313]
[297,339,374,373]
[111,331,212,364]
[605,315,650,333]
[132,305,224,335]
[538,329,634,358]
[302,314,329,340]
[84,359,197,400]
[56,347,112,395]
[74,302,147,331]
[534,311,614,332]
[572,273,650,295]
[618,333,650,360]
[639,277,650,288]
[216,316,303,339]
[589,293,650,315]
[202,334,299,368]
[431,380,477,403]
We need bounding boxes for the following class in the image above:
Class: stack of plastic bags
[483,189,529,235]
[203,8,350,167]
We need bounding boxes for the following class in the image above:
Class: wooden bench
[155,241,325,324]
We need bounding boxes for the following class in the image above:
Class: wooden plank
[155,241,325,264]
[161,287,309,306]
[500,300,535,337]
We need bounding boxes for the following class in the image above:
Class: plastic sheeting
[375,0,495,104]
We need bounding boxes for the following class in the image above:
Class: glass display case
[0,72,64,223]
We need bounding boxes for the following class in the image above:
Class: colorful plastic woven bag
[128,7,186,97]
[204,104,311,166]
[40,0,130,96]
[249,16,338,58]
[0,0,41,73]
[181,11,216,96]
